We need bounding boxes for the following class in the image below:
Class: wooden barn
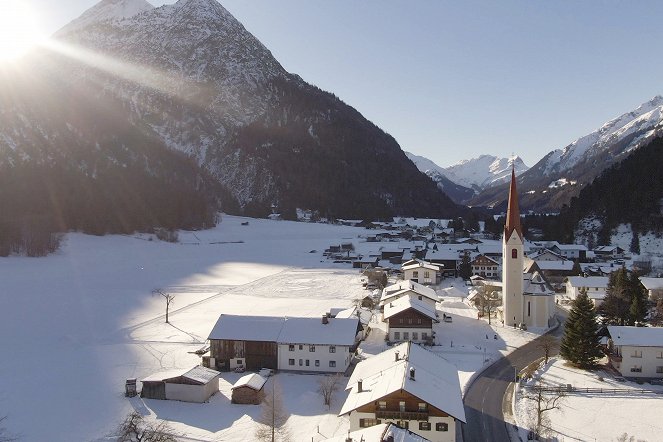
[141,366,220,403]
[231,373,268,404]
[208,315,283,371]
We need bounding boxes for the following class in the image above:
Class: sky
[16,0,663,168]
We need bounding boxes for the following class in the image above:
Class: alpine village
[2,1,663,442]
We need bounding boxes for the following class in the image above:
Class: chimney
[357,379,363,392]
[409,367,415,380]
[395,351,399,361]
[322,314,328,325]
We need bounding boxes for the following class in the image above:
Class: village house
[140,366,220,403]
[339,341,465,442]
[594,245,626,260]
[231,373,267,404]
[402,260,442,285]
[550,243,588,261]
[379,280,439,310]
[383,295,438,343]
[207,314,360,373]
[565,276,609,307]
[470,254,499,279]
[639,277,663,301]
[424,249,464,278]
[607,326,663,379]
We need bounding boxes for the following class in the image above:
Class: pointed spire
[504,167,523,240]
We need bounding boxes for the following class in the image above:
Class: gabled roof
[566,276,609,288]
[232,373,267,391]
[553,243,588,251]
[383,294,438,321]
[402,260,441,272]
[607,326,663,347]
[340,342,465,423]
[639,277,663,290]
[208,314,359,346]
[523,272,554,296]
[142,366,220,384]
[471,254,499,265]
[383,280,438,300]
[535,261,574,271]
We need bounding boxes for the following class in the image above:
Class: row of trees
[598,267,649,326]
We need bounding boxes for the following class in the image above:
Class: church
[501,169,555,329]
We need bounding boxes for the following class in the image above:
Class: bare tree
[536,335,558,365]
[616,433,647,442]
[0,415,18,442]
[117,411,178,442]
[473,285,501,324]
[255,380,290,442]
[317,374,343,410]
[522,386,565,438]
[153,289,175,323]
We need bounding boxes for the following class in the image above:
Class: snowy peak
[443,155,529,190]
[55,0,154,36]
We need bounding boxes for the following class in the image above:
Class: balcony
[375,410,428,421]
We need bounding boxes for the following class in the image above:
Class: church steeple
[504,168,523,240]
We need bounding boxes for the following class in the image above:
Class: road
[462,308,566,442]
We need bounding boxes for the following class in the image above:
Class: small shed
[231,373,268,404]
[141,366,220,403]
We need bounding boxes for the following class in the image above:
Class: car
[443,314,452,323]
[234,366,245,373]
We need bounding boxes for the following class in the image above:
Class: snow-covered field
[0,215,544,441]
[514,357,663,442]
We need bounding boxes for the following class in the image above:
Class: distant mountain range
[469,95,663,212]
[406,152,529,204]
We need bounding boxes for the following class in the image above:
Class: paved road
[462,309,566,442]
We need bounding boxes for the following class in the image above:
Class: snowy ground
[514,357,663,442]
[0,216,542,441]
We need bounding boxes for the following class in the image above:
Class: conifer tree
[560,289,603,369]
[459,252,472,280]
[599,267,630,325]
[630,229,640,254]
[628,270,648,325]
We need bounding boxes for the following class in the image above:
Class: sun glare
[0,2,45,61]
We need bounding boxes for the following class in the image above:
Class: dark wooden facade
[232,385,266,405]
[141,381,166,400]
[387,309,434,329]
[356,389,450,421]
[210,339,278,371]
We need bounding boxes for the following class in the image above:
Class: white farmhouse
[607,326,663,379]
[402,260,442,285]
[380,280,439,310]
[339,341,465,442]
[565,276,609,307]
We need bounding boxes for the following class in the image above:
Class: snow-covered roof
[402,260,441,272]
[607,326,663,347]
[383,294,438,321]
[232,373,267,391]
[477,244,502,255]
[278,317,359,346]
[208,314,359,346]
[424,249,462,261]
[535,261,574,271]
[439,286,467,298]
[553,244,588,251]
[639,277,663,290]
[383,280,438,301]
[323,423,430,442]
[340,342,465,423]
[142,366,219,384]
[566,276,609,288]
[523,272,554,296]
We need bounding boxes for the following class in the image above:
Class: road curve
[462,310,566,442]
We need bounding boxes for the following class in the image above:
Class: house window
[359,418,380,428]
[329,346,336,353]
[418,403,427,412]
[422,332,428,339]
[424,271,430,278]
[412,332,418,340]
[305,359,309,366]
[631,366,642,373]
[309,345,315,352]
[236,359,243,365]
[288,345,294,351]
[403,332,409,340]
[378,401,386,410]
[436,422,449,432]
[632,350,643,358]
[527,301,531,317]
[419,422,431,431]
[399,318,404,324]
[417,318,422,325]
[394,332,400,340]
[657,351,663,359]
[299,345,303,350]
[288,359,294,366]
[299,359,303,366]
[657,366,663,374]
[413,271,419,278]
[397,420,409,429]
[399,401,406,412]
[315,360,320,367]
[418,295,423,300]
[329,361,336,368]
[512,249,518,259]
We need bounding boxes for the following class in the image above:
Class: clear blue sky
[24,0,663,168]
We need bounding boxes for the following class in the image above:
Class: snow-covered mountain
[472,96,663,211]
[0,0,460,227]
[405,152,527,203]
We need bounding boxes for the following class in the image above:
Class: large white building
[339,341,465,442]
[607,326,663,379]
[501,170,555,329]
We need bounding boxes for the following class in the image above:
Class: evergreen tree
[560,289,603,368]
[630,228,640,255]
[599,267,630,325]
[628,270,648,325]
[459,252,472,280]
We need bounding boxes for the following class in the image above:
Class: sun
[0,2,45,61]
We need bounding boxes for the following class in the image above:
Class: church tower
[502,168,524,327]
